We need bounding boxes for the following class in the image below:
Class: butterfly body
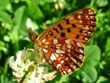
[29,8,96,75]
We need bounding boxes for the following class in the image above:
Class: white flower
[25,67,56,83]
[9,48,33,77]
[9,48,56,83]
[43,71,57,81]
[26,68,42,83]
[26,67,44,83]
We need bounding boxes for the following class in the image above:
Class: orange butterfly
[29,8,96,75]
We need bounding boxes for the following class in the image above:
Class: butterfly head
[28,29,40,53]
[28,28,38,43]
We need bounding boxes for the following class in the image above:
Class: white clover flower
[9,49,34,77]
[26,68,44,83]
[25,67,56,83]
[9,48,56,83]
[26,67,44,83]
[43,71,57,81]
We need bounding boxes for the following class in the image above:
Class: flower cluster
[9,48,56,83]
[53,0,65,10]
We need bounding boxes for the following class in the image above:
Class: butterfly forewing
[37,8,96,45]
[29,8,96,75]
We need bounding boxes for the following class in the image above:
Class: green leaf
[26,0,44,23]
[10,6,26,44]
[0,10,13,27]
[96,76,110,83]
[10,25,19,44]
[56,75,69,83]
[84,45,101,66]
[0,41,7,53]
[80,65,97,82]
[14,6,26,26]
[97,0,108,7]
[0,75,16,83]
[105,37,110,55]
[0,0,10,10]
[78,45,101,82]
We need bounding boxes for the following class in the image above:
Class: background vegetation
[0,0,110,83]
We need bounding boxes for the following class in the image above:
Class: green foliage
[0,75,16,83]
[0,0,109,82]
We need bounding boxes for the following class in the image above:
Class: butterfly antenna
[33,13,36,29]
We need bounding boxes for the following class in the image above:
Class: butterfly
[29,8,96,75]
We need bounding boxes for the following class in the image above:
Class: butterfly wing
[37,8,96,45]
[29,8,96,75]
[39,38,84,75]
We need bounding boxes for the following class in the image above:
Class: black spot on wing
[80,29,83,33]
[61,32,65,37]
[72,24,76,27]
[48,30,53,36]
[67,28,71,32]
[58,24,63,30]
[53,28,59,33]
[76,35,79,39]
[66,19,69,24]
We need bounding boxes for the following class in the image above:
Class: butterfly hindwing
[40,38,84,75]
